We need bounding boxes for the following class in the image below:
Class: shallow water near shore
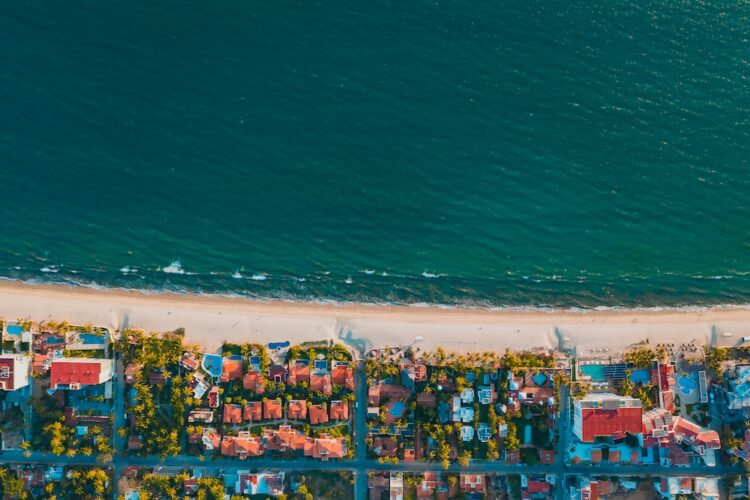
[1,1,749,308]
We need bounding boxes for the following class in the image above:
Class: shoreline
[2,280,750,354]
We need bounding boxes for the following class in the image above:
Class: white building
[0,354,31,391]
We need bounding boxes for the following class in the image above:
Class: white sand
[1,281,750,356]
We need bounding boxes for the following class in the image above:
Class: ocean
[1,1,749,308]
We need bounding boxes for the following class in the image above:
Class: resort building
[49,358,114,390]
[0,354,31,391]
[573,393,642,442]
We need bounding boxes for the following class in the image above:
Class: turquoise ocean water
[1,1,749,307]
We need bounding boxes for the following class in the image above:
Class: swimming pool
[80,333,105,345]
[630,369,651,384]
[6,325,23,335]
[581,364,606,381]
[45,337,64,344]
[390,401,406,418]
[268,341,290,350]
[532,372,548,386]
[202,354,223,378]
[678,375,697,395]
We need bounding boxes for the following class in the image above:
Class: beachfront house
[573,393,642,442]
[0,354,31,391]
[49,358,114,390]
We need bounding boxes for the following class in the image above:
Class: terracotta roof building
[221,432,264,459]
[573,393,642,442]
[242,370,265,394]
[243,401,263,422]
[332,361,354,390]
[287,360,310,385]
[330,400,349,420]
[223,404,243,424]
[263,398,282,420]
[310,373,333,396]
[49,358,114,390]
[221,359,244,382]
[288,399,307,420]
[309,404,329,425]
[179,353,200,372]
[305,435,346,460]
[263,425,307,452]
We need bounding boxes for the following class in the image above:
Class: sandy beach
[1,280,750,356]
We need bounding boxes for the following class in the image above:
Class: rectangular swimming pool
[580,364,606,382]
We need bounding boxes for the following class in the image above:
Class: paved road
[2,449,742,477]
[112,352,126,489]
[353,360,368,500]
[554,385,570,500]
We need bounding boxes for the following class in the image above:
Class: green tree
[197,477,225,500]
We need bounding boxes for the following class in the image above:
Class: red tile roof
[305,435,346,459]
[243,401,262,422]
[223,404,243,424]
[527,481,550,494]
[330,401,349,420]
[263,425,307,451]
[580,407,642,442]
[263,399,282,420]
[287,361,310,385]
[221,359,243,382]
[311,373,332,396]
[242,370,265,393]
[332,364,354,389]
[309,404,329,425]
[221,433,263,458]
[288,400,307,420]
[49,359,104,388]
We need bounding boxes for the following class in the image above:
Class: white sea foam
[250,274,268,281]
[362,269,375,275]
[120,266,136,274]
[40,266,58,273]
[422,271,441,279]
[293,277,307,282]
[232,270,243,279]
[161,261,185,275]
[345,276,353,284]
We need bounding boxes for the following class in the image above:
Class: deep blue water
[1,1,749,307]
